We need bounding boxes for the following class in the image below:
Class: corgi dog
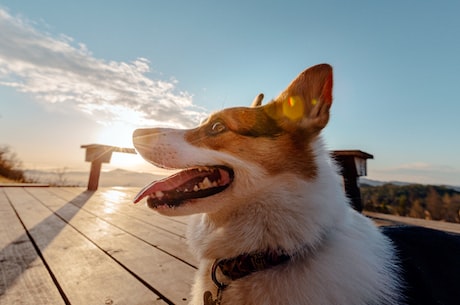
[132,64,460,305]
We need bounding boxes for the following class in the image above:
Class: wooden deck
[2,187,460,305]
[0,187,195,305]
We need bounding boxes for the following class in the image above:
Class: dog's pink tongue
[133,171,189,204]
[133,167,231,204]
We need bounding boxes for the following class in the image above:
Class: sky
[0,1,459,186]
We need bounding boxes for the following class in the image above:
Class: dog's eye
[209,121,227,134]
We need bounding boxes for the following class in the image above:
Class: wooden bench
[80,144,136,191]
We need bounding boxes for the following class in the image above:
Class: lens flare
[282,96,304,121]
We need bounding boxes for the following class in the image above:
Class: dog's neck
[189,186,348,261]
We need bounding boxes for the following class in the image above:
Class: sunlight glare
[102,189,129,203]
[97,121,135,148]
[96,121,140,169]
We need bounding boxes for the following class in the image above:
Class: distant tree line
[0,145,27,182]
[0,145,72,185]
[361,183,460,223]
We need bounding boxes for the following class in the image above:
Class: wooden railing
[331,150,373,212]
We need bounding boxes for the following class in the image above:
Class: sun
[97,121,135,148]
[95,120,175,174]
[96,122,141,170]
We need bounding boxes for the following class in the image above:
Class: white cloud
[0,8,206,128]
[370,162,460,186]
[390,162,457,174]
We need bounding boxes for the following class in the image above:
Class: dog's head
[133,64,333,216]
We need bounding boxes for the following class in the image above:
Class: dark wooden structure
[81,144,136,191]
[332,150,374,212]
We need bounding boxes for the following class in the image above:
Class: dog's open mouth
[133,166,234,208]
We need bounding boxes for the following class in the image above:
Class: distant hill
[24,168,166,187]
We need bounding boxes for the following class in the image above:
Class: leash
[203,250,292,305]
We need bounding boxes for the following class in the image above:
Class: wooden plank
[365,211,460,234]
[114,187,190,221]
[62,187,191,225]
[28,187,196,305]
[53,188,198,266]
[53,187,197,265]
[0,183,49,187]
[32,187,195,304]
[107,188,190,236]
[4,187,166,305]
[0,188,65,305]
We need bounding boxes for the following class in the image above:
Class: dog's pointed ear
[251,93,264,107]
[266,64,333,132]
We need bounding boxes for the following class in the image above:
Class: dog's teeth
[198,177,216,190]
[155,191,164,199]
[201,177,212,189]
[193,185,199,192]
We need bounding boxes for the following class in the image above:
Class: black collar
[205,233,329,304]
[206,241,325,304]
[211,250,292,288]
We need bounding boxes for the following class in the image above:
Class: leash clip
[203,259,228,305]
[211,258,228,289]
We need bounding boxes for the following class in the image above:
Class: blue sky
[0,1,459,185]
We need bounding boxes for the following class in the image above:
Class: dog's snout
[132,127,182,168]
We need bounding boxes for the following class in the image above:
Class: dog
[132,64,460,305]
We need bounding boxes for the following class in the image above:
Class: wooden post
[81,144,136,191]
[87,160,103,191]
[331,150,373,212]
